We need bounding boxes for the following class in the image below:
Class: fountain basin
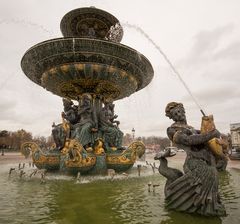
[60,7,124,42]
[21,38,154,100]
[21,141,146,174]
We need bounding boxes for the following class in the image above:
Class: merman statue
[154,102,226,216]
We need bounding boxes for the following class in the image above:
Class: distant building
[145,144,161,153]
[230,123,240,149]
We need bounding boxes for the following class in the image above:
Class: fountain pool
[0,159,239,224]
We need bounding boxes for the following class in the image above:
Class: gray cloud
[213,41,240,61]
[192,24,234,54]
[183,85,240,106]
[0,99,17,121]
[180,24,235,67]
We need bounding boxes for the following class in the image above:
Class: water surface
[0,162,239,224]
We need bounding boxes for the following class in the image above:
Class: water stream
[0,19,55,36]
[122,22,205,114]
[0,19,55,90]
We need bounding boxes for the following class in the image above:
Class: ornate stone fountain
[21,7,154,174]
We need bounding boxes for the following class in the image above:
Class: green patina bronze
[21,7,153,174]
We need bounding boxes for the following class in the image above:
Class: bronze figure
[155,102,226,216]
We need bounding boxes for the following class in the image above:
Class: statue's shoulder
[167,126,181,141]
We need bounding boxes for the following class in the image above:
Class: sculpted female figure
[99,101,123,150]
[155,102,226,216]
[73,94,97,150]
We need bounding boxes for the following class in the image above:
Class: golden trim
[106,141,145,165]
[34,155,59,165]
[66,156,96,168]
[61,139,97,168]
[21,142,60,165]
[93,138,105,155]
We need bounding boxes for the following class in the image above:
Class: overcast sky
[0,0,240,137]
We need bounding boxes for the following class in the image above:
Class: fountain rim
[21,37,153,67]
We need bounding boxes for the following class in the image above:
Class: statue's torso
[170,123,213,165]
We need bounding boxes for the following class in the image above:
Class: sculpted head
[165,102,186,123]
[62,98,73,109]
[109,102,115,111]
[81,93,92,105]
[104,98,114,109]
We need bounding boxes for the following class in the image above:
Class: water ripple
[0,164,240,224]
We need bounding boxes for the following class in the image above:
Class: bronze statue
[108,102,120,126]
[73,94,97,151]
[99,101,123,150]
[155,102,226,216]
[62,98,79,125]
[52,96,124,152]
[52,98,79,150]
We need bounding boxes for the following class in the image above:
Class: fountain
[20,7,154,174]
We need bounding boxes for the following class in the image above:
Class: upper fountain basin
[60,7,123,42]
[21,37,154,100]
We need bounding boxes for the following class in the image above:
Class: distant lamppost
[132,128,135,140]
[1,145,5,156]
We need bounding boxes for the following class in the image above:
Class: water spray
[122,22,206,116]
[0,19,54,36]
[8,168,15,176]
[137,164,142,176]
[148,182,152,192]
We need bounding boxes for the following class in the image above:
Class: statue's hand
[216,138,222,144]
[210,129,221,138]
[61,112,66,118]
[216,138,228,148]
[91,128,98,132]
